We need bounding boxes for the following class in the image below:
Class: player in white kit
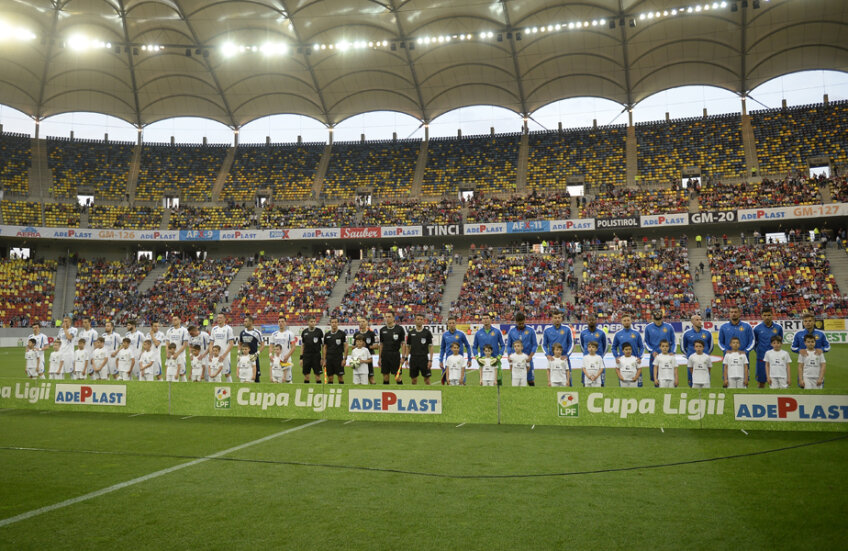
[616,343,640,388]
[138,340,157,381]
[764,335,791,389]
[687,340,713,389]
[27,323,50,379]
[78,318,98,377]
[188,325,212,381]
[211,314,235,382]
[548,343,570,387]
[101,321,122,379]
[798,334,826,389]
[57,317,78,380]
[166,316,189,382]
[116,338,135,381]
[124,320,144,380]
[509,340,530,387]
[90,337,110,380]
[148,321,166,380]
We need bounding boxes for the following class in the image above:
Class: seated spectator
[0,132,31,195]
[527,126,626,190]
[466,191,571,223]
[222,143,324,202]
[698,177,821,211]
[323,140,420,199]
[259,204,357,228]
[580,187,688,218]
[73,258,154,323]
[1,200,41,226]
[89,205,163,230]
[0,258,56,327]
[135,143,228,202]
[44,203,81,227]
[169,205,254,230]
[47,138,133,199]
[422,134,520,195]
[361,199,462,226]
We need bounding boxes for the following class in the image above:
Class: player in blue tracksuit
[718,306,755,381]
[612,312,644,387]
[791,312,830,356]
[753,306,784,388]
[682,313,714,387]
[439,317,473,369]
[472,314,505,358]
[542,311,574,386]
[579,314,608,385]
[644,310,676,383]
[506,312,539,385]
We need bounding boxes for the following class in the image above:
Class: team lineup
[21,305,830,390]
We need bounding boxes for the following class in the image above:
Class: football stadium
[0,0,847,548]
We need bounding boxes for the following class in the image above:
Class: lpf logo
[215,387,231,409]
[557,392,579,417]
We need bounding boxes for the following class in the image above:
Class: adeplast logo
[464,223,505,234]
[734,394,848,422]
[300,228,339,239]
[53,229,93,238]
[54,384,126,406]
[382,226,422,237]
[138,231,178,240]
[348,389,442,414]
[641,215,687,226]
[221,231,257,240]
[739,209,786,221]
[16,226,41,238]
[551,219,593,231]
[341,227,381,239]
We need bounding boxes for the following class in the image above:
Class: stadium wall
[1,379,846,432]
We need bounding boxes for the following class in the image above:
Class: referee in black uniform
[322,317,348,384]
[239,315,264,382]
[300,315,324,384]
[355,316,377,385]
[405,313,434,385]
[378,310,405,384]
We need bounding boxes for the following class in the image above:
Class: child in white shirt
[237,344,256,383]
[116,338,135,381]
[722,337,748,389]
[348,338,372,385]
[165,343,180,382]
[48,341,63,380]
[616,343,640,388]
[764,335,791,389]
[477,344,499,387]
[25,338,41,379]
[73,339,89,380]
[547,343,570,387]
[687,340,712,389]
[189,344,206,382]
[90,338,109,380]
[582,341,604,387]
[508,340,530,387]
[798,334,826,389]
[653,340,678,388]
[138,340,156,381]
[445,342,466,386]
[208,345,224,383]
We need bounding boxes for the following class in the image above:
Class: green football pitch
[0,345,846,549]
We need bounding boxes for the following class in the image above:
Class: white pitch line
[128,413,144,418]
[0,418,325,528]
[531,425,535,430]
[179,416,194,420]
[660,427,665,433]
[741,429,749,436]
[456,423,465,428]
[343,419,355,425]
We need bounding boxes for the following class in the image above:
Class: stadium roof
[0,0,845,129]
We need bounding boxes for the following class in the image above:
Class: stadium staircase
[52,261,77,321]
[687,246,716,309]
[439,256,468,323]
[409,141,428,196]
[515,133,528,193]
[564,253,583,306]
[79,207,89,228]
[740,114,759,176]
[312,144,332,199]
[824,248,848,295]
[137,264,168,294]
[821,181,833,204]
[211,147,236,201]
[689,191,699,213]
[160,208,170,229]
[322,259,360,323]
[29,138,51,199]
[125,144,142,200]
[625,126,637,186]
[216,262,259,314]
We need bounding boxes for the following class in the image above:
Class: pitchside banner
[640,213,689,228]
[737,203,848,222]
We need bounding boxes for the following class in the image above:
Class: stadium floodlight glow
[221,41,239,58]
[66,34,110,51]
[261,42,288,56]
[531,26,538,33]
[0,21,36,42]
[336,40,351,51]
[554,23,561,30]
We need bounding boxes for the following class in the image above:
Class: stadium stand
[830,176,848,203]
[322,140,420,199]
[169,205,253,230]
[752,101,848,176]
[47,138,134,199]
[229,256,348,324]
[576,247,699,320]
[527,126,627,189]
[72,258,154,324]
[0,258,56,327]
[123,257,245,325]
[259,204,357,228]
[360,199,462,226]
[697,176,820,211]
[636,114,746,183]
[421,134,520,195]
[1,200,41,226]
[708,242,848,318]
[135,144,228,202]
[332,257,448,323]
[43,203,81,227]
[0,132,31,195]
[466,192,571,223]
[222,143,324,202]
[580,187,688,218]
[451,254,565,322]
[88,205,163,230]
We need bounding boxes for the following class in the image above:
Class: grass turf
[0,411,845,549]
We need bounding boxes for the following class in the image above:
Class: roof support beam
[172,0,237,129]
[740,4,748,96]
[116,0,142,128]
[388,0,428,123]
[35,1,64,119]
[499,0,528,117]
[617,1,634,113]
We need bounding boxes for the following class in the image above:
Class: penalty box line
[0,418,326,529]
